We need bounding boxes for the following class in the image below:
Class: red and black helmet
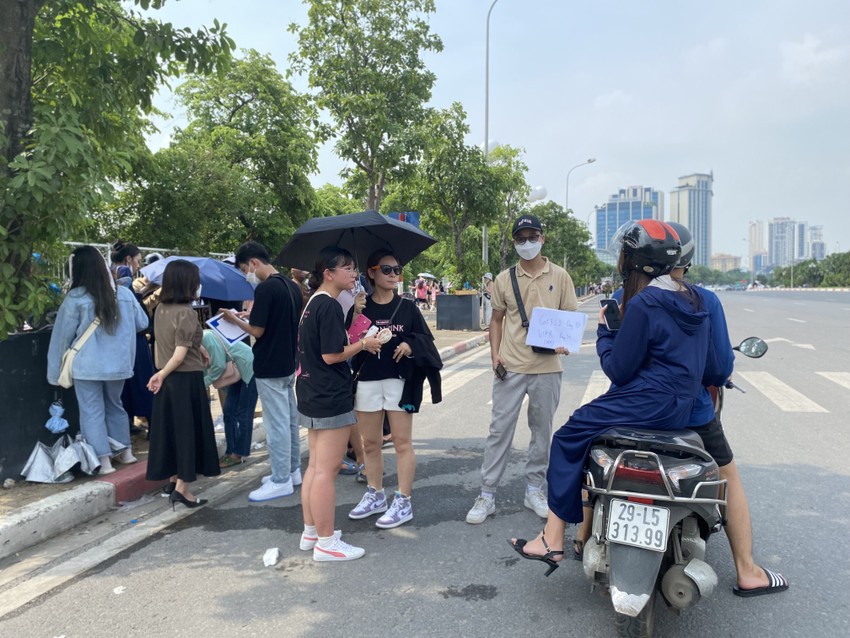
[615,219,682,278]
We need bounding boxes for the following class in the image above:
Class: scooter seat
[592,427,715,463]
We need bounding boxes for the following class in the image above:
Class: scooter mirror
[735,337,768,358]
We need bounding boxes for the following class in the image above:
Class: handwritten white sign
[525,307,588,353]
[206,312,248,345]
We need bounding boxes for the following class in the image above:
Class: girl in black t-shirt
[296,246,381,562]
[346,249,430,529]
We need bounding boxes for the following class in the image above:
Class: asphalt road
[1,291,848,637]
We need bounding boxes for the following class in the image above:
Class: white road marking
[787,318,806,323]
[792,344,815,350]
[744,308,755,312]
[737,372,828,413]
[765,338,792,343]
[580,370,611,406]
[816,372,850,392]
[439,348,491,397]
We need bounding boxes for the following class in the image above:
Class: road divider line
[787,318,806,323]
[580,370,611,406]
[816,372,850,392]
[737,372,828,413]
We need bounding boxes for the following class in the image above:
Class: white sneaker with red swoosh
[312,536,365,562]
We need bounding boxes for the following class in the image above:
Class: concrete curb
[0,482,114,561]
[0,331,485,561]
[438,332,489,363]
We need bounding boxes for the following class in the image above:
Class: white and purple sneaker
[348,487,388,519]
[375,494,413,529]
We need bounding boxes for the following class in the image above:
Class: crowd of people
[43,215,787,594]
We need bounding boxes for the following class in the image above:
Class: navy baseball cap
[512,214,543,236]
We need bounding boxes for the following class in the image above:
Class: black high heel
[169,490,207,511]
[507,534,564,577]
[162,482,177,495]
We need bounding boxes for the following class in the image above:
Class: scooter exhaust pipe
[661,559,717,610]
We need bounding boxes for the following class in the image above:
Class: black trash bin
[0,330,79,481]
[435,293,480,331]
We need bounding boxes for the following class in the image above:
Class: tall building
[768,217,796,267]
[809,225,826,261]
[594,186,664,259]
[795,222,809,261]
[748,220,764,273]
[669,172,713,267]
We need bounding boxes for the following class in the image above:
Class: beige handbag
[57,318,100,388]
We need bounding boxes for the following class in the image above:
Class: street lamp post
[565,158,596,213]
[481,0,500,266]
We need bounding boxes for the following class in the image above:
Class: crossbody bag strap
[72,318,101,352]
[509,266,530,328]
[211,330,233,362]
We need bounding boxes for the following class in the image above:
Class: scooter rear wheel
[614,591,656,638]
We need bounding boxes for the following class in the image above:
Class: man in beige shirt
[466,214,578,524]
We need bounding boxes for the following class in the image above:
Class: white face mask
[515,241,542,261]
[246,270,260,286]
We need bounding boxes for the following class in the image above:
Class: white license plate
[606,499,669,552]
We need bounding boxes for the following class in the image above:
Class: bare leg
[303,427,350,536]
[388,411,415,495]
[175,479,196,501]
[356,410,385,489]
[301,430,318,526]
[722,461,770,589]
[349,422,365,466]
[511,512,567,559]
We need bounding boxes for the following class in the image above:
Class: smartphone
[599,299,622,331]
[494,362,507,380]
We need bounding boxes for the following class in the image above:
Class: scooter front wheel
[614,591,656,638]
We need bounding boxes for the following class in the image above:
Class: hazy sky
[146,0,850,257]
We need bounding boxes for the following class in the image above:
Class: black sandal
[573,539,584,561]
[507,534,565,577]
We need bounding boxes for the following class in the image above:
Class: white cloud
[685,37,728,63]
[780,34,850,85]
[593,90,633,109]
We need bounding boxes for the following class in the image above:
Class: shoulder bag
[57,318,101,388]
[509,266,557,355]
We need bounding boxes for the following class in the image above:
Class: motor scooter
[581,337,768,638]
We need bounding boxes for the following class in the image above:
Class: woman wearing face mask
[146,260,220,509]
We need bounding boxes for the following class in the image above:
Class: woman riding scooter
[508,219,723,573]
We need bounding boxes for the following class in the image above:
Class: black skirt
[146,370,220,482]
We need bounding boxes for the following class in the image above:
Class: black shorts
[687,416,734,467]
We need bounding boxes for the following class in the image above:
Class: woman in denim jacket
[47,246,149,474]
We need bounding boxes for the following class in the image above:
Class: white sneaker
[524,490,549,518]
[465,495,495,524]
[114,447,137,464]
[299,529,341,551]
[248,478,294,502]
[98,455,116,475]
[290,468,302,486]
[313,536,365,562]
[261,474,272,485]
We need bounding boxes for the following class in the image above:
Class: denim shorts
[298,410,357,430]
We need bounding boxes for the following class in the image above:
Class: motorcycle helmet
[665,222,695,270]
[615,219,682,278]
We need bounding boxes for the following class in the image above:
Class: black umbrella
[276,210,437,270]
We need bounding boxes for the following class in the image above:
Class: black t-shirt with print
[249,274,303,378]
[295,293,353,418]
[346,295,427,382]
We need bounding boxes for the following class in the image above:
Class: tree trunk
[0,0,39,171]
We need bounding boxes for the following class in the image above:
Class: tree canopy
[0,0,234,335]
[289,0,443,210]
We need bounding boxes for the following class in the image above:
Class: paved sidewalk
[0,322,489,562]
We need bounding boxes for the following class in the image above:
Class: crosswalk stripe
[816,372,850,392]
[580,370,611,406]
[736,371,829,413]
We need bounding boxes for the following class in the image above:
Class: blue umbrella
[140,256,254,301]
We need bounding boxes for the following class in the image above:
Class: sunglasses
[373,265,402,276]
